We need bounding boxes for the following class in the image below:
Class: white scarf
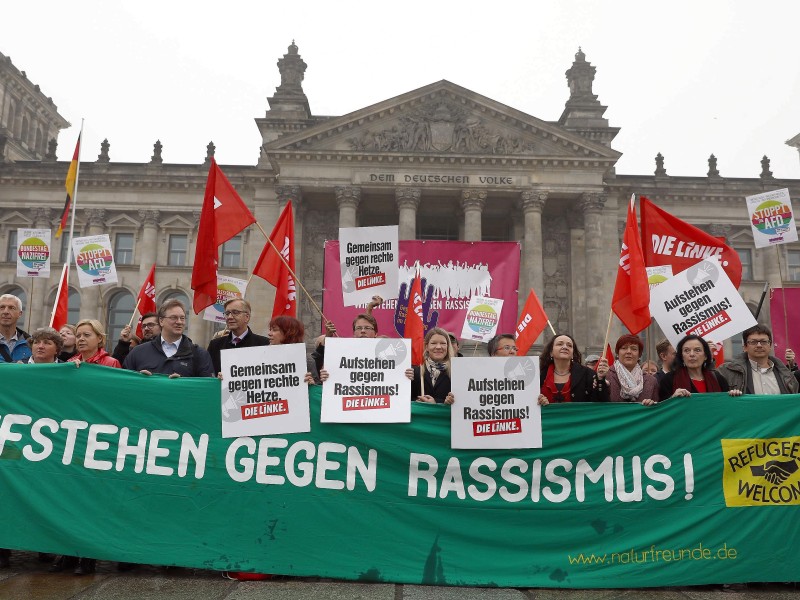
[614,361,644,400]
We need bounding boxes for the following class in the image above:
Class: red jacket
[68,348,121,369]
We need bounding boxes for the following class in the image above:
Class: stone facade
[0,43,798,356]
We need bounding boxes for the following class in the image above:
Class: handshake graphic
[750,459,799,485]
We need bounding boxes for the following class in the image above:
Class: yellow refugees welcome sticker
[722,437,800,507]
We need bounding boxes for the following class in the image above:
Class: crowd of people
[1,288,799,574]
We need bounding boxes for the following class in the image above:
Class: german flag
[56,134,81,238]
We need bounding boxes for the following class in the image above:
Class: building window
[107,290,135,351]
[220,235,242,268]
[115,233,134,265]
[6,230,17,262]
[168,234,187,266]
[736,248,753,281]
[788,250,800,282]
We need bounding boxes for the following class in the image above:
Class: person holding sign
[537,334,609,405]
[605,335,658,405]
[659,334,738,400]
[67,320,121,368]
[411,327,455,404]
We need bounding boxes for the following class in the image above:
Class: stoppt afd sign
[220,344,310,438]
[339,225,399,306]
[72,234,118,287]
[451,356,541,449]
[721,437,800,506]
[746,188,797,248]
[321,337,411,423]
[649,257,756,347]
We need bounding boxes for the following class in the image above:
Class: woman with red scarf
[538,334,609,405]
[658,334,738,400]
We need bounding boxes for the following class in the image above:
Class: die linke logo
[721,437,800,506]
[18,237,49,272]
[76,244,113,279]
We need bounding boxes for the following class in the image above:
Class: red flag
[404,267,425,366]
[710,340,725,368]
[56,134,81,238]
[515,288,548,355]
[191,159,256,313]
[595,344,615,371]
[640,196,742,288]
[135,264,157,337]
[612,196,651,334]
[253,201,296,317]
[50,263,69,330]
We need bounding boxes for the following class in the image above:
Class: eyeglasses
[161,315,186,322]
[141,323,158,329]
[746,339,771,346]
[224,310,249,317]
[354,326,375,332]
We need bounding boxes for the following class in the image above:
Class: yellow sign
[721,437,800,506]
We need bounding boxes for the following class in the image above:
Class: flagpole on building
[254,222,328,322]
[64,120,85,295]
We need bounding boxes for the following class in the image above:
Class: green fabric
[1,362,798,587]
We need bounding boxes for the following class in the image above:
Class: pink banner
[769,288,800,355]
[323,241,521,339]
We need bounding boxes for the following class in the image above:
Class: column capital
[461,189,487,211]
[31,207,52,227]
[275,185,302,209]
[579,192,606,214]
[520,190,548,213]
[395,187,421,209]
[335,186,361,209]
[138,209,161,226]
[85,208,107,228]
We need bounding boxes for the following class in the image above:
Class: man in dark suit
[207,298,269,375]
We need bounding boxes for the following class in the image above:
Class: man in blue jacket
[123,299,214,377]
[0,294,30,364]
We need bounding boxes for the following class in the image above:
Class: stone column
[519,191,547,345]
[138,210,160,278]
[395,187,421,240]
[580,193,607,351]
[276,185,303,276]
[335,186,361,229]
[81,209,106,320]
[461,190,486,241]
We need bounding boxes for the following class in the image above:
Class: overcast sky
[5,1,799,179]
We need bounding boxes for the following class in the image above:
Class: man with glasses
[207,298,269,374]
[112,312,161,363]
[488,334,518,357]
[310,296,382,374]
[718,325,798,395]
[123,299,214,377]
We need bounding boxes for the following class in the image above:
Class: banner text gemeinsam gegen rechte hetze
[0,363,798,587]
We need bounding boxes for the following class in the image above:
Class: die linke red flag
[50,263,70,330]
[404,267,425,366]
[253,201,296,318]
[135,264,157,338]
[612,196,651,334]
[640,196,742,288]
[192,159,256,313]
[515,289,548,356]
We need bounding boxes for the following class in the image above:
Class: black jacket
[123,335,214,377]
[207,328,270,374]
[540,363,610,403]
[411,365,451,403]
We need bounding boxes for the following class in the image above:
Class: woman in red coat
[68,319,122,369]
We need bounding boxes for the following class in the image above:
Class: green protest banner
[1,363,798,587]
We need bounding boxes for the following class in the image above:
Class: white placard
[459,296,504,342]
[451,357,541,449]
[339,225,399,306]
[72,234,118,287]
[649,257,757,347]
[746,188,797,248]
[646,265,673,289]
[16,228,51,278]
[220,343,310,438]
[321,337,411,423]
[203,274,249,323]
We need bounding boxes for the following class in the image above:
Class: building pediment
[265,81,620,163]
